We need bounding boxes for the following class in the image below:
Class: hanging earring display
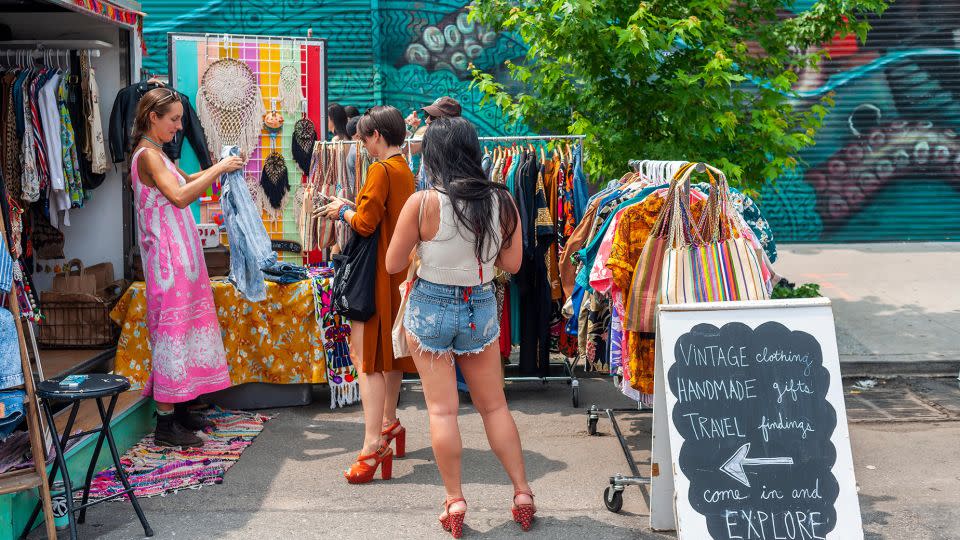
[260,101,290,211]
[292,102,317,176]
[196,57,266,158]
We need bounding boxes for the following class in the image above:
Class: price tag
[197,223,221,249]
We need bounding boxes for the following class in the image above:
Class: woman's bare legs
[407,333,466,517]
[352,321,387,455]
[457,341,533,506]
[382,370,404,432]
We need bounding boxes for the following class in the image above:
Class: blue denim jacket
[219,146,277,302]
[0,308,23,390]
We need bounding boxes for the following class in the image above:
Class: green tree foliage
[470,0,888,192]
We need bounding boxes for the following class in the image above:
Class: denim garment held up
[219,145,277,302]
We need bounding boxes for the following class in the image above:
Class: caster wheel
[588,417,598,436]
[572,386,580,408]
[603,486,623,513]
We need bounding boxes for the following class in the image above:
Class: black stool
[21,374,153,539]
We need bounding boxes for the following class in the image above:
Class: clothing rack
[395,133,586,406]
[586,158,727,514]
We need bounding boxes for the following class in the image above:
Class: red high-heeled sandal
[439,497,467,539]
[512,489,536,532]
[381,419,406,458]
[343,444,393,484]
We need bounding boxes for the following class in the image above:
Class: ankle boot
[174,403,215,432]
[155,413,203,448]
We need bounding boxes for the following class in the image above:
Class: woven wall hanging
[196,58,266,159]
[291,115,316,175]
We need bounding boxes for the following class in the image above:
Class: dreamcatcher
[260,106,289,212]
[196,57,265,159]
[291,111,317,176]
[278,65,303,114]
[277,44,304,114]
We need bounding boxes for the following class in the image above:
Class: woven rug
[81,408,272,501]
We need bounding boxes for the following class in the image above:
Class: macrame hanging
[278,65,303,114]
[260,109,289,211]
[196,58,266,159]
[291,114,316,175]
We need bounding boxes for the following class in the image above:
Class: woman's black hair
[357,105,408,147]
[346,116,360,138]
[344,105,360,118]
[421,116,518,263]
[327,102,349,139]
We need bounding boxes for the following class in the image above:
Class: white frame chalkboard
[649,298,864,539]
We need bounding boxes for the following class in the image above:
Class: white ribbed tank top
[417,190,501,287]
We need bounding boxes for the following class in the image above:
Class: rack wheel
[603,486,623,513]
[588,416,598,436]
[571,385,580,408]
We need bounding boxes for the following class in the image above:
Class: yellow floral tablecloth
[111,279,327,389]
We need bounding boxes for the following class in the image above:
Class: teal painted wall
[139,0,960,242]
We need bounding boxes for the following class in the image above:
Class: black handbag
[332,227,379,321]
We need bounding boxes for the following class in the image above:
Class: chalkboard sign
[650,299,863,539]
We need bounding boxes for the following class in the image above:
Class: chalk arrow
[720,443,794,488]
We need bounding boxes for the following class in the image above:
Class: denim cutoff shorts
[404,279,499,356]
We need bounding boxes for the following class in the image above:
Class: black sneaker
[155,414,204,448]
[174,404,215,432]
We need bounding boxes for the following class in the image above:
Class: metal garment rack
[397,133,586,406]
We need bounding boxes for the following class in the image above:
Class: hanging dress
[131,148,231,403]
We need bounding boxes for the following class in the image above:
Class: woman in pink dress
[129,88,243,448]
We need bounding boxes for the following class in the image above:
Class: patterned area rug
[81,408,272,501]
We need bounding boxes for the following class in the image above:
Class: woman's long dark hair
[327,102,349,139]
[421,117,518,263]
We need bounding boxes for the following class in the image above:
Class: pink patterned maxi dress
[131,148,231,403]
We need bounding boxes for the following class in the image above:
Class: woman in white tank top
[386,117,537,536]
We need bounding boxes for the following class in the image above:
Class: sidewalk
[48,377,960,540]
[775,243,960,375]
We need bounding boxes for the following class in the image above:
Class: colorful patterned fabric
[81,408,270,502]
[57,77,84,207]
[111,279,329,390]
[309,266,357,409]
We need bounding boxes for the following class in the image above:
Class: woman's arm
[174,166,206,183]
[139,150,241,209]
[496,197,523,274]
[385,191,425,275]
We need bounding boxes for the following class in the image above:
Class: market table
[109,273,358,407]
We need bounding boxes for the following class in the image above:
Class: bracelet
[338,205,349,222]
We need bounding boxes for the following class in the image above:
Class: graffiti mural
[761,0,960,241]
[139,0,960,241]
[378,1,529,135]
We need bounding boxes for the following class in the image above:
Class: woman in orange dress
[321,106,416,483]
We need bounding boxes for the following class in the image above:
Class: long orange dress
[348,154,416,374]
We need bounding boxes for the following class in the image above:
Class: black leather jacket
[108,82,212,168]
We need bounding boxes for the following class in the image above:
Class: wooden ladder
[0,216,56,538]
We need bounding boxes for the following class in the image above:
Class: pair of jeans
[404,279,499,356]
[262,262,308,284]
[219,146,277,302]
[0,389,25,440]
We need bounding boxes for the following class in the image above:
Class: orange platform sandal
[381,419,406,458]
[512,489,536,532]
[439,497,467,538]
[343,444,393,484]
